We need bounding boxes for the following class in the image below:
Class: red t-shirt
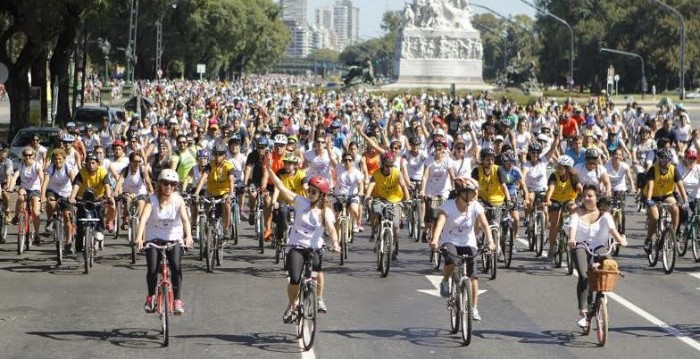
[560,119,578,138]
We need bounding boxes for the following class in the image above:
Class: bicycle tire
[84,227,92,274]
[613,211,622,256]
[449,276,459,334]
[274,236,281,264]
[500,225,509,266]
[535,213,545,257]
[17,214,26,255]
[257,210,264,254]
[197,217,206,261]
[504,225,514,268]
[231,202,239,245]
[160,284,170,347]
[407,207,414,239]
[595,295,608,347]
[339,220,347,266]
[489,227,498,280]
[677,224,689,257]
[555,230,565,268]
[205,223,214,273]
[661,227,676,274]
[431,250,441,271]
[460,280,473,346]
[300,284,317,351]
[526,215,535,252]
[380,228,392,277]
[215,220,223,266]
[55,218,64,266]
[0,214,7,242]
[647,235,660,267]
[692,220,700,262]
[113,201,121,239]
[129,217,138,264]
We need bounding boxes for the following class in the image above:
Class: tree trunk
[5,71,31,143]
[31,50,48,126]
[50,23,78,125]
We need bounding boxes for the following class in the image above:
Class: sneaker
[144,295,155,313]
[472,308,482,321]
[45,219,54,232]
[174,299,184,315]
[33,235,41,246]
[248,216,255,226]
[64,243,73,254]
[357,225,364,232]
[577,313,589,328]
[121,222,129,231]
[643,238,652,253]
[11,215,18,225]
[283,307,295,323]
[223,229,231,241]
[263,229,272,242]
[95,232,105,242]
[352,226,359,233]
[76,252,85,263]
[439,280,450,297]
[317,298,328,313]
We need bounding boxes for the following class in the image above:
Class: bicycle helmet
[639,125,651,134]
[330,120,342,128]
[685,148,697,160]
[409,136,421,146]
[381,152,395,166]
[287,135,298,143]
[61,134,76,142]
[273,133,288,145]
[528,142,543,153]
[308,176,330,194]
[585,116,596,127]
[283,154,299,163]
[454,177,478,192]
[657,148,674,161]
[299,126,310,134]
[502,150,517,163]
[255,136,269,147]
[111,140,125,148]
[197,149,209,158]
[213,144,227,154]
[85,152,99,162]
[158,169,179,183]
[584,148,600,160]
[228,135,241,145]
[557,155,575,167]
[480,147,496,159]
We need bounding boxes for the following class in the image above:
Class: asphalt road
[0,196,699,359]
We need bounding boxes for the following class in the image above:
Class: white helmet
[158,169,179,183]
[557,155,575,167]
[273,134,288,145]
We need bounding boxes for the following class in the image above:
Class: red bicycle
[15,191,35,255]
[144,240,179,347]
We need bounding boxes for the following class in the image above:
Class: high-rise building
[281,0,307,26]
[313,0,359,51]
[284,19,311,58]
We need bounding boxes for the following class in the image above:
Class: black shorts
[333,195,359,213]
[425,196,446,222]
[46,190,72,211]
[286,247,323,285]
[441,243,478,279]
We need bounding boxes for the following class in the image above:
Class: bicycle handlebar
[575,239,615,257]
[144,241,181,251]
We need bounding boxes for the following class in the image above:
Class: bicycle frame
[144,241,179,347]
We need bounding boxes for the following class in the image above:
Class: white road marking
[689,272,700,280]
[418,275,487,297]
[299,338,316,359]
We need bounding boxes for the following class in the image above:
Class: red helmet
[381,152,395,166]
[686,148,698,159]
[111,140,125,148]
[308,176,330,194]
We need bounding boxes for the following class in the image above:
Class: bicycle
[444,249,477,346]
[144,240,180,347]
[185,194,207,261]
[646,202,676,274]
[251,186,265,254]
[49,198,69,266]
[479,204,500,280]
[407,184,422,242]
[578,240,619,347]
[117,194,141,264]
[499,203,518,269]
[14,191,35,255]
[684,201,700,262]
[200,196,227,273]
[609,191,626,257]
[0,198,8,244]
[372,200,396,277]
[426,196,445,270]
[75,197,104,275]
[676,200,698,259]
[526,191,546,256]
[333,195,354,266]
[229,186,242,246]
[553,207,573,274]
[287,245,324,351]
[272,203,293,268]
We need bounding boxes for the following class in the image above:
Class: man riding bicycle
[471,147,511,224]
[193,144,236,241]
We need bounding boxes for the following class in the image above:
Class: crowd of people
[3,75,698,327]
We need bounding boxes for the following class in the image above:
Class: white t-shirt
[451,157,472,178]
[18,161,42,191]
[121,167,148,195]
[574,163,608,187]
[523,157,549,192]
[226,153,247,183]
[424,157,453,197]
[334,165,364,197]
[569,211,615,249]
[45,164,73,197]
[288,196,336,249]
[604,161,630,191]
[145,193,184,243]
[304,150,332,184]
[678,163,700,199]
[438,199,484,248]
[403,150,428,181]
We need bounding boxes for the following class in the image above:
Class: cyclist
[574,148,611,194]
[429,177,496,321]
[172,134,197,184]
[262,134,291,240]
[304,134,337,186]
[265,162,339,321]
[135,169,193,315]
[9,146,44,246]
[59,134,82,170]
[501,150,529,239]
[679,148,700,225]
[69,152,114,262]
[366,152,411,261]
[604,147,636,222]
[27,133,48,168]
[226,136,247,216]
[643,148,689,251]
[272,154,307,242]
[115,151,154,227]
[0,144,12,229]
[544,155,580,259]
[333,152,365,234]
[193,144,236,241]
[420,139,456,242]
[631,126,657,192]
[471,147,511,223]
[244,136,269,225]
[403,136,428,234]
[40,149,78,251]
[567,185,627,327]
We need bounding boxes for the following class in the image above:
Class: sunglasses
[455,146,466,150]
[178,141,187,145]
[391,146,400,150]
[342,158,353,163]
[23,153,35,157]
[160,181,178,187]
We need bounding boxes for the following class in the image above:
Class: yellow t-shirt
[371,167,403,203]
[280,169,307,204]
[550,173,578,203]
[477,165,506,205]
[651,163,676,197]
[77,167,109,198]
[206,160,234,196]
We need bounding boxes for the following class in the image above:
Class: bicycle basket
[429,197,445,211]
[587,268,619,292]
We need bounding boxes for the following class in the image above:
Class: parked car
[72,105,125,131]
[9,127,61,168]
[685,89,700,99]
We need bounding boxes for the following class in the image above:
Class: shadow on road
[27,328,167,349]
[324,326,463,348]
[176,331,306,353]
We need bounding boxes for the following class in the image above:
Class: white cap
[433,128,445,136]
[494,135,505,142]
[537,133,549,141]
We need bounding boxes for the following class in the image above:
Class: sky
[304,0,537,39]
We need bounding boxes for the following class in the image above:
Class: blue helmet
[585,116,595,127]
[197,149,209,158]
[331,119,342,128]
[255,136,269,147]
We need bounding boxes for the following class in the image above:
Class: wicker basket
[587,268,619,292]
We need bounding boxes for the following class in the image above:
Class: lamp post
[471,2,536,58]
[649,0,685,99]
[126,0,139,83]
[99,38,111,83]
[472,21,508,72]
[155,1,180,78]
[518,0,574,92]
[599,47,647,99]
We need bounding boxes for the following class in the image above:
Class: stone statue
[403,6,415,27]
[342,59,375,87]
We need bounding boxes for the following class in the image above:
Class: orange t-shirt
[266,151,286,185]
[364,152,380,176]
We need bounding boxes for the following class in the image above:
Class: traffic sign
[156,68,163,78]
[614,74,620,82]
[196,64,206,74]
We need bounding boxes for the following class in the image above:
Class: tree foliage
[339,11,400,77]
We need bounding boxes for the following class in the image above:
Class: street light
[155,1,180,78]
[599,47,647,99]
[649,0,686,99]
[99,38,111,83]
[472,21,508,72]
[471,2,536,58]
[518,0,574,92]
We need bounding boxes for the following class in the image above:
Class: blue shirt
[504,167,522,196]
[565,148,586,165]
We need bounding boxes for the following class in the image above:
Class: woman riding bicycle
[9,146,45,246]
[501,150,529,239]
[40,149,78,252]
[604,147,636,228]
[136,169,192,315]
[265,160,339,322]
[567,185,627,327]
[333,152,364,233]
[115,151,154,228]
[574,148,611,194]
[429,177,496,321]
[420,139,456,243]
[544,155,580,259]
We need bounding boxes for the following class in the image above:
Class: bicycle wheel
[535,213,545,257]
[129,217,138,264]
[431,250,441,271]
[0,213,7,243]
[555,230,564,268]
[647,234,660,267]
[84,227,92,274]
[448,276,459,334]
[407,206,415,239]
[197,217,206,261]
[379,229,392,277]
[661,227,676,274]
[55,219,64,266]
[692,221,700,262]
[274,236,281,264]
[566,245,573,275]
[613,211,622,256]
[500,225,509,264]
[17,214,26,255]
[113,201,121,239]
[527,215,535,251]
[489,227,498,280]
[215,221,224,267]
[231,202,239,245]
[300,285,317,351]
[677,224,689,257]
[595,295,609,347]
[339,220,347,266]
[504,225,514,268]
[256,210,264,254]
[460,280,473,346]
[160,284,170,347]
[205,223,214,273]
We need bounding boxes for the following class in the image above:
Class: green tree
[308,48,340,63]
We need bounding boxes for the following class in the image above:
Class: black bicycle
[445,248,477,346]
